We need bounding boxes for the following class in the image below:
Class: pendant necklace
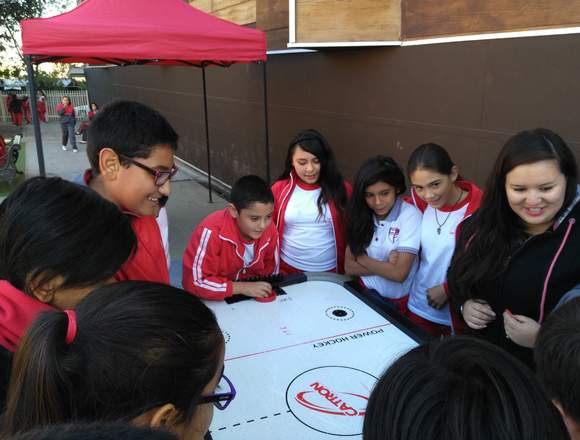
[435,188,464,235]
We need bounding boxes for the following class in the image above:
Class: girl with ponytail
[406,144,483,337]
[2,281,228,440]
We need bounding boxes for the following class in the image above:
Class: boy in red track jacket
[183,175,279,300]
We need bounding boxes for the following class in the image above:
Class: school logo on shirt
[388,227,400,243]
[286,366,376,435]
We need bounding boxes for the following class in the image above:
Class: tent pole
[25,56,46,177]
[261,61,271,183]
[202,65,213,203]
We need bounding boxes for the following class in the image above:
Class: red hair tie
[64,309,77,345]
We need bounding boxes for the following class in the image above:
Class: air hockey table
[205,272,427,439]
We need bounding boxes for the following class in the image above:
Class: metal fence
[0,89,90,123]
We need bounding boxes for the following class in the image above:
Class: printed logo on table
[286,366,377,436]
[295,384,367,416]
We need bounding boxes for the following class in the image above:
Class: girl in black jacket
[448,128,580,367]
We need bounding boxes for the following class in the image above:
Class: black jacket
[452,193,580,367]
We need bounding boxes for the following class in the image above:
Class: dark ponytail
[407,143,455,176]
[2,282,223,436]
[3,311,80,433]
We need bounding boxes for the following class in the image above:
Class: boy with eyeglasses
[80,100,179,284]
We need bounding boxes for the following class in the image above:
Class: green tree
[0,0,72,67]
[0,65,23,79]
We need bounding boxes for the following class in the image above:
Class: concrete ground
[3,120,229,283]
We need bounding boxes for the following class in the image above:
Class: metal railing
[0,89,90,123]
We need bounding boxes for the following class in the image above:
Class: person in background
[56,95,77,152]
[36,90,47,123]
[7,94,23,127]
[77,102,99,144]
[21,96,31,124]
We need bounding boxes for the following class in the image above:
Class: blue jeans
[61,122,77,149]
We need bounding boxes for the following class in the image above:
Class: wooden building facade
[85,0,580,186]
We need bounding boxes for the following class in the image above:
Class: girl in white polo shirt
[345,156,422,314]
[406,143,483,337]
[272,129,352,274]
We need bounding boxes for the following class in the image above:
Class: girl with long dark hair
[406,144,483,337]
[345,156,421,313]
[0,177,137,413]
[1,281,228,440]
[272,129,351,274]
[448,128,580,367]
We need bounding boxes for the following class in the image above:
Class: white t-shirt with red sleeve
[281,185,337,271]
[360,198,422,299]
[407,199,469,325]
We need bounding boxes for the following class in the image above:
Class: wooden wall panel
[189,0,256,25]
[213,1,256,25]
[257,0,288,31]
[265,28,290,51]
[87,34,580,188]
[404,0,580,39]
[296,0,401,42]
[189,0,211,13]
[257,0,289,50]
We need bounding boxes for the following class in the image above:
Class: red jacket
[81,170,169,284]
[182,208,279,300]
[114,215,169,284]
[271,171,352,273]
[56,103,75,115]
[0,280,54,352]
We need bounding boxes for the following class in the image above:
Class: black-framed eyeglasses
[119,154,178,186]
[198,374,236,410]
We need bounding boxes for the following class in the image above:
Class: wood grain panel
[265,27,290,50]
[212,0,248,12]
[212,0,256,25]
[405,0,580,39]
[257,0,289,31]
[296,0,401,42]
[189,0,211,13]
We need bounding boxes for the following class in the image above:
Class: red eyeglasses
[119,154,178,186]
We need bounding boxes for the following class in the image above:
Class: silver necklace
[435,189,464,234]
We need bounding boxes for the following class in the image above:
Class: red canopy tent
[21,0,269,199]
